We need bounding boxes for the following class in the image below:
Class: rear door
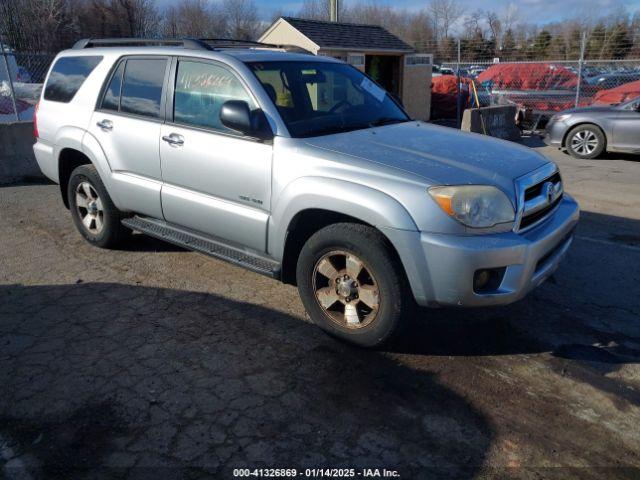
[612,100,640,152]
[89,56,169,218]
[159,58,272,252]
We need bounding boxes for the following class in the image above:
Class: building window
[405,54,432,67]
[348,54,365,67]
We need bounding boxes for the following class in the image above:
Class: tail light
[33,101,39,138]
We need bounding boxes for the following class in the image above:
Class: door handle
[162,133,184,147]
[96,119,113,131]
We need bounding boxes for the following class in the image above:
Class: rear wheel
[566,125,605,159]
[68,164,130,248]
[296,223,413,348]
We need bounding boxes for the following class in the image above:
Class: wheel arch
[58,148,93,208]
[270,178,418,285]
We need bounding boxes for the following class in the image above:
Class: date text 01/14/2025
[232,468,401,478]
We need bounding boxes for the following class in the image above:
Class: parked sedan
[544,97,640,159]
[586,72,640,90]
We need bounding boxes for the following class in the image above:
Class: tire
[296,223,413,348]
[67,164,130,248]
[566,124,606,159]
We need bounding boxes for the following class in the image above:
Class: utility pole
[456,38,461,128]
[330,0,339,22]
[575,31,586,108]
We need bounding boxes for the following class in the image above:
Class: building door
[365,55,400,96]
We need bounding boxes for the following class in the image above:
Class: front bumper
[543,120,568,147]
[383,194,579,307]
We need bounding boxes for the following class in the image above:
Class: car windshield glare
[248,61,409,138]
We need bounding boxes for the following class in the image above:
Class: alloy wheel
[312,250,380,329]
[570,130,599,156]
[75,181,104,234]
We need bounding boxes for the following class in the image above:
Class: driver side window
[173,61,255,132]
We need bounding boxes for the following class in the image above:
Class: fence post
[0,33,20,121]
[574,31,586,108]
[456,38,461,128]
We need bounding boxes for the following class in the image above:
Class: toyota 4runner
[33,38,579,347]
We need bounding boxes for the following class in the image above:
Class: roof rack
[73,38,210,50]
[199,38,312,54]
[72,37,312,54]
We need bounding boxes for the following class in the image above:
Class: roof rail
[71,37,312,54]
[72,38,210,50]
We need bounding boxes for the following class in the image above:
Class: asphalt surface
[1,140,639,479]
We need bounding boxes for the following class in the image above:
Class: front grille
[520,194,562,229]
[524,172,561,201]
[517,169,563,231]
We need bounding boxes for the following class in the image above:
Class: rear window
[44,56,102,103]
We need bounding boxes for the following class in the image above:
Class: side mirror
[220,100,273,141]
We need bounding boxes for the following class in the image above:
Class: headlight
[428,185,515,229]
[554,114,571,122]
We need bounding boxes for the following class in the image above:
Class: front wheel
[296,223,413,348]
[566,125,605,159]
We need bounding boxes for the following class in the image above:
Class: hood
[302,121,550,196]
[556,105,618,115]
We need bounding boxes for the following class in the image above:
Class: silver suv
[33,39,579,347]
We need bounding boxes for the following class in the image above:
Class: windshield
[248,61,409,138]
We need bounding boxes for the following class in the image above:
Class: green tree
[532,30,552,59]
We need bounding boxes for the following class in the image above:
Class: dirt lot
[1,141,639,479]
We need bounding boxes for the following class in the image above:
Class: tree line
[1,0,639,62]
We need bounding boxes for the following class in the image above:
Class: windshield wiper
[368,117,407,128]
[300,124,363,138]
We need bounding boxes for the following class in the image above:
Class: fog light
[474,270,491,290]
[473,267,506,293]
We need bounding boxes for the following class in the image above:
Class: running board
[122,216,281,279]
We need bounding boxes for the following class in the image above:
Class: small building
[259,17,432,121]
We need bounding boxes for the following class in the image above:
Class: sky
[156,0,640,25]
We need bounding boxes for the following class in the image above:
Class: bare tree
[486,10,501,54]
[429,0,462,39]
[298,0,346,21]
[161,0,225,38]
[501,2,519,32]
[222,0,259,40]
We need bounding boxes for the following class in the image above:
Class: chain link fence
[1,40,54,122]
[430,32,640,129]
[431,58,640,129]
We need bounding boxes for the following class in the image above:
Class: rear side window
[101,62,125,111]
[120,59,167,118]
[44,56,102,103]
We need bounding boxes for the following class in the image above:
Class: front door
[160,58,272,252]
[89,56,169,219]
[612,99,640,152]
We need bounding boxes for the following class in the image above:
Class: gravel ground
[1,140,639,479]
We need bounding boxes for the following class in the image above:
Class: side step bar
[122,216,281,279]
